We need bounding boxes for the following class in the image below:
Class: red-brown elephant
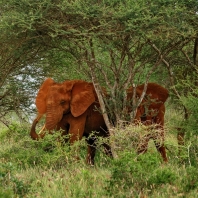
[30,78,112,165]
[127,83,169,162]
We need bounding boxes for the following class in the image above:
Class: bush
[181,166,198,192]
[105,150,162,197]
[148,167,178,186]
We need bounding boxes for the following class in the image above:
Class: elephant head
[30,78,96,140]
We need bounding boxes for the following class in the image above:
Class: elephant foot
[86,144,96,166]
[157,145,168,162]
[86,157,95,166]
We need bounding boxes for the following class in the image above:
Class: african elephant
[30,78,113,165]
[127,83,169,162]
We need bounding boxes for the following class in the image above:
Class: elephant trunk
[45,105,62,130]
[30,114,46,140]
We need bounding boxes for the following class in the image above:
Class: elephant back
[136,83,169,104]
[127,83,169,104]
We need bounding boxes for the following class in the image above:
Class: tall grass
[1,107,198,197]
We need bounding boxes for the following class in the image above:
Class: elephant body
[127,83,169,162]
[127,83,168,124]
[57,102,111,165]
[30,78,112,165]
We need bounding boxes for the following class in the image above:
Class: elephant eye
[60,100,66,105]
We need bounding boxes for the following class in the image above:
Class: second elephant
[127,83,169,162]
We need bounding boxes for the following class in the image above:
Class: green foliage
[176,83,198,166]
[181,87,198,135]
[1,0,198,124]
[181,166,198,192]
[1,117,198,197]
[105,151,163,196]
[183,137,198,167]
[0,188,14,198]
[0,162,30,197]
[148,167,178,186]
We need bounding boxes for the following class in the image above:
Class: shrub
[105,150,161,197]
[181,166,198,192]
[148,167,178,186]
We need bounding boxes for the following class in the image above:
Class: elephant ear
[36,78,56,114]
[70,81,96,117]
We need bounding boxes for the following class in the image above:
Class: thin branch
[148,41,182,99]
[181,48,198,74]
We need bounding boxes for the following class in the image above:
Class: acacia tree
[49,0,198,129]
[0,0,197,130]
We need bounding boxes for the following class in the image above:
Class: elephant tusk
[38,124,46,135]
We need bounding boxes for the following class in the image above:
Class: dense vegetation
[1,114,198,197]
[0,0,198,197]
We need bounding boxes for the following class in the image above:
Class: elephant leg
[86,137,97,165]
[153,129,167,162]
[68,115,87,143]
[154,105,165,126]
[137,133,151,154]
[154,143,167,162]
[86,145,97,165]
[85,133,113,165]
[153,107,168,162]
[64,114,87,162]
[137,130,168,162]
[134,106,143,124]
[102,143,113,158]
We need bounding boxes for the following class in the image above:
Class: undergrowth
[0,120,198,198]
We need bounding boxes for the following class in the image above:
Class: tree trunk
[193,36,198,66]
[87,39,116,158]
